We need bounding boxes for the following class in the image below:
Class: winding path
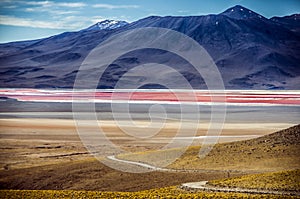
[106,155,244,173]
[180,181,299,196]
[106,155,174,171]
[107,155,299,196]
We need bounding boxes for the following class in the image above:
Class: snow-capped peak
[95,20,128,30]
[84,20,129,31]
[221,5,264,20]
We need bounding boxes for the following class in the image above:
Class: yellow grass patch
[0,187,297,199]
[209,169,300,192]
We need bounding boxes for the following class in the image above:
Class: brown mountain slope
[119,124,300,172]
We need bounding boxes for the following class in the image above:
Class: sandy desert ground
[0,89,299,197]
[0,118,296,170]
[0,120,299,195]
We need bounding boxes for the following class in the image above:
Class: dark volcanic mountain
[0,5,299,89]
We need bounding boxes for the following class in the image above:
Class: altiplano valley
[0,2,299,199]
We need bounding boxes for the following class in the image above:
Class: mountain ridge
[0,5,299,89]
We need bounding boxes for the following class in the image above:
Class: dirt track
[0,158,241,191]
[180,181,300,196]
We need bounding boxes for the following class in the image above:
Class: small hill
[119,124,300,172]
[252,124,300,146]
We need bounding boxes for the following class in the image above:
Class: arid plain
[0,90,299,198]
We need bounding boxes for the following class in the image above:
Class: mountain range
[0,5,299,89]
